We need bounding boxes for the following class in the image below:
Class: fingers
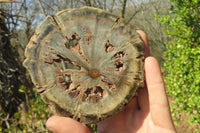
[145,57,175,130]
[136,30,150,112]
[46,116,91,133]
[137,84,149,112]
[136,30,150,57]
[136,30,175,130]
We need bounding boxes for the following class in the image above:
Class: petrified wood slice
[23,7,144,124]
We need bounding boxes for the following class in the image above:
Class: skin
[46,30,177,133]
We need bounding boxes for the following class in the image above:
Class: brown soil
[168,97,200,133]
[175,112,200,133]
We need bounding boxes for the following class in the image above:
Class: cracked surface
[23,7,144,124]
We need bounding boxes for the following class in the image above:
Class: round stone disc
[23,7,144,124]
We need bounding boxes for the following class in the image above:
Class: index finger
[145,57,175,130]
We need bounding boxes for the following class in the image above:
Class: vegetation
[158,0,200,126]
[0,86,50,132]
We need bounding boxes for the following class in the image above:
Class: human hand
[46,31,177,133]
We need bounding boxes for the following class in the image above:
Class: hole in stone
[72,34,76,39]
[101,80,116,90]
[62,81,71,90]
[68,90,80,98]
[94,86,103,97]
[72,86,78,91]
[68,86,80,98]
[50,54,63,63]
[61,74,71,89]
[67,32,80,48]
[84,88,93,97]
[108,83,115,90]
[115,61,123,71]
[112,51,125,61]
[105,40,114,53]
[70,32,81,41]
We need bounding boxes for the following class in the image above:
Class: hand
[46,31,177,133]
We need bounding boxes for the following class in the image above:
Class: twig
[0,0,23,3]
[0,114,10,129]
[37,0,47,17]
[110,0,115,12]
[97,0,103,9]
[84,0,92,6]
[40,0,55,12]
[121,0,127,18]
[127,10,139,23]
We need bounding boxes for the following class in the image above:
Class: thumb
[46,116,91,133]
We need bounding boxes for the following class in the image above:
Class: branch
[103,0,106,9]
[40,0,55,12]
[110,0,115,12]
[121,0,127,18]
[97,0,103,9]
[0,0,23,3]
[37,0,47,17]
[92,0,97,7]
[127,10,139,23]
[126,3,148,23]
[70,0,73,8]
[84,0,92,6]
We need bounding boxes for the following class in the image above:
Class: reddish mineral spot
[89,69,100,78]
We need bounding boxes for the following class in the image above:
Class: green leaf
[14,112,21,120]
[18,85,27,93]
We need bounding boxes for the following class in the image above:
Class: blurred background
[0,0,199,132]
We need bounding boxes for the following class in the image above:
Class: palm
[97,85,175,133]
[97,87,149,133]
